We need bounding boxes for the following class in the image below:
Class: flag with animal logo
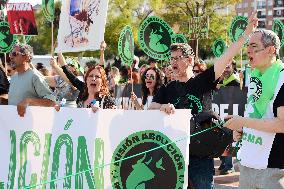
[56,0,109,53]
[42,0,54,22]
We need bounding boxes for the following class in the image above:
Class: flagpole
[51,21,54,57]
[4,53,7,75]
[240,49,243,90]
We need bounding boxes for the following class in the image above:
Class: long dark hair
[81,66,110,101]
[141,67,162,105]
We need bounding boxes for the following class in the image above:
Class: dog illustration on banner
[64,0,101,47]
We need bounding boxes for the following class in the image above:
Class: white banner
[0,106,190,189]
[56,0,109,53]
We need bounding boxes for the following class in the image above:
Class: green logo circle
[229,16,248,42]
[0,21,17,53]
[174,94,203,113]
[249,77,262,103]
[110,130,185,189]
[175,34,188,44]
[272,19,284,47]
[212,38,226,57]
[118,25,134,66]
[43,0,55,22]
[138,16,176,61]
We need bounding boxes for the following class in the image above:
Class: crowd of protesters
[0,12,284,189]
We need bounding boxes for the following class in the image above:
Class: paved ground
[214,158,240,189]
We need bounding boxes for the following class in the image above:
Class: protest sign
[0,106,190,189]
[138,16,176,61]
[188,16,209,39]
[212,38,226,57]
[118,26,134,66]
[56,0,109,53]
[6,3,38,35]
[175,34,188,44]
[228,16,248,43]
[0,21,17,53]
[272,19,284,47]
[42,0,54,22]
[212,86,247,119]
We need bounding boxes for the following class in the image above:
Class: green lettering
[247,134,255,143]
[75,136,95,189]
[242,132,247,141]
[18,131,41,189]
[7,130,16,189]
[50,134,73,189]
[255,137,263,145]
[40,133,52,189]
[94,138,104,189]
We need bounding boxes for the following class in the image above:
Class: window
[251,2,255,7]
[277,0,283,5]
[268,10,273,16]
[268,0,273,6]
[257,0,266,8]
[238,12,243,16]
[274,10,282,16]
[258,21,266,28]
[244,2,248,8]
[237,3,242,8]
[268,21,273,25]
[244,12,248,17]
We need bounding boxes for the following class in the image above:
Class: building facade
[235,0,284,30]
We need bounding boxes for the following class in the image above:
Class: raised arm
[57,53,85,92]
[214,12,258,80]
[49,57,73,86]
[99,41,106,67]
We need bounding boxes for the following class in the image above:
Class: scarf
[248,60,284,118]
[221,73,240,87]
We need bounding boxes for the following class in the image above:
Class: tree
[160,0,241,59]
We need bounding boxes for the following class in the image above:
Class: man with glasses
[8,43,56,117]
[225,29,284,189]
[149,13,258,189]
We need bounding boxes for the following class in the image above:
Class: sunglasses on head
[9,51,22,57]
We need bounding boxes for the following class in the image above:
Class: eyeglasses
[145,74,155,80]
[9,51,21,57]
[193,70,200,73]
[170,55,189,63]
[88,75,101,80]
[253,48,265,53]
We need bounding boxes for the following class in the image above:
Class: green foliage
[31,0,241,60]
[29,1,61,55]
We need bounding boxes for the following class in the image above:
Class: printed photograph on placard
[6,3,38,35]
